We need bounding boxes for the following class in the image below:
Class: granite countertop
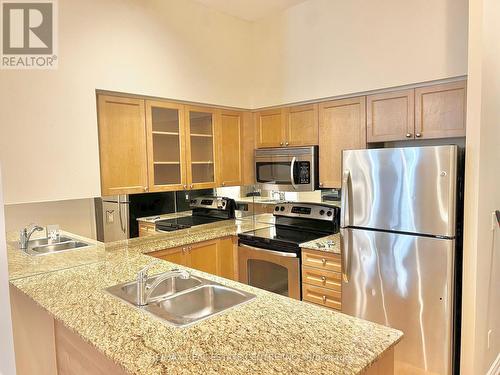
[300,233,341,255]
[6,215,275,281]
[7,215,401,374]
[6,230,106,281]
[11,253,402,375]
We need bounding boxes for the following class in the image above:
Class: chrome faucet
[19,224,44,250]
[136,261,190,306]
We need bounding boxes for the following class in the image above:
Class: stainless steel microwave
[255,146,319,192]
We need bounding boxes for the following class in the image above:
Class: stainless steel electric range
[238,202,340,299]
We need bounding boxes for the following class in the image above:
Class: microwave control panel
[296,161,310,184]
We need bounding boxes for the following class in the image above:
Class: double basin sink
[24,236,91,256]
[106,272,256,327]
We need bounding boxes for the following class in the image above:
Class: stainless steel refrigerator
[340,145,462,375]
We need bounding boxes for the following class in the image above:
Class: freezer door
[341,228,454,375]
[101,201,129,242]
[341,145,457,237]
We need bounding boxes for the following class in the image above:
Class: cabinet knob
[190,184,193,189]
[143,187,148,192]
[319,182,323,187]
[182,247,186,253]
[285,141,289,146]
[321,276,326,283]
[406,133,412,138]
[280,142,284,146]
[416,133,422,138]
[322,295,327,303]
[183,184,187,189]
[222,182,225,186]
[321,258,327,265]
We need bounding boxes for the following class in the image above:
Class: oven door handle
[290,156,298,190]
[239,243,298,258]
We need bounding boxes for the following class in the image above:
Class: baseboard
[487,353,500,375]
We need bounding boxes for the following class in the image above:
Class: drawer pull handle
[321,258,327,265]
[321,276,326,283]
[322,295,327,303]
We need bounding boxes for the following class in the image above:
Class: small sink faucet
[136,261,190,306]
[19,224,44,250]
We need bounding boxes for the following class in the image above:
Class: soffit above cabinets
[194,0,308,22]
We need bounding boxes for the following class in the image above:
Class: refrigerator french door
[340,145,460,375]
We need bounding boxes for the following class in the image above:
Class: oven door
[255,148,315,192]
[238,244,300,300]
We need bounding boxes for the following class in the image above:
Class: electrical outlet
[488,329,493,349]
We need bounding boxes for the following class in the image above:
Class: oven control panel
[273,202,339,221]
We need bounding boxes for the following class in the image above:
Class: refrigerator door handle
[117,196,126,234]
[340,170,351,227]
[340,228,351,283]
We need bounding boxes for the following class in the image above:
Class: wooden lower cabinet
[138,222,155,237]
[301,248,342,311]
[151,237,237,280]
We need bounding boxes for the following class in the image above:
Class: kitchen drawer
[302,284,341,311]
[302,266,341,291]
[301,249,341,273]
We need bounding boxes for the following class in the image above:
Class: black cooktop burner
[156,216,226,232]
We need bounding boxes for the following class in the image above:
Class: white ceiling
[194,0,308,22]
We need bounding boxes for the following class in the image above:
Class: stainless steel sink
[24,236,92,256]
[106,274,204,305]
[105,274,256,327]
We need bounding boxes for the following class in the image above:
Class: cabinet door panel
[189,241,218,274]
[255,109,285,148]
[367,89,414,142]
[218,237,236,280]
[319,97,366,188]
[151,247,188,267]
[217,110,243,187]
[415,81,466,139]
[286,104,318,146]
[185,106,218,189]
[145,100,187,192]
[97,95,148,195]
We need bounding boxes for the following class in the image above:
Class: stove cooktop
[155,216,227,232]
[238,225,330,254]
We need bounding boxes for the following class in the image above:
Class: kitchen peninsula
[7,216,402,375]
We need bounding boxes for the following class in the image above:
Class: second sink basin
[24,236,92,256]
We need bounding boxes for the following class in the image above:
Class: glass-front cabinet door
[145,100,187,191]
[185,106,218,189]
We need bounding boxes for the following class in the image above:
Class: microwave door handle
[340,170,351,227]
[290,156,298,190]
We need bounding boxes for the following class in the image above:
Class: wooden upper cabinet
[415,81,467,139]
[145,100,187,192]
[255,108,286,148]
[367,89,415,142]
[217,110,243,187]
[319,97,366,188]
[97,95,148,196]
[185,105,218,190]
[285,104,319,146]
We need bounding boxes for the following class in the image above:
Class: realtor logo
[1,0,57,69]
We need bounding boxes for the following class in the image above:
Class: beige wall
[0,169,16,375]
[0,0,253,205]
[461,0,500,373]
[4,199,96,239]
[250,0,468,107]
